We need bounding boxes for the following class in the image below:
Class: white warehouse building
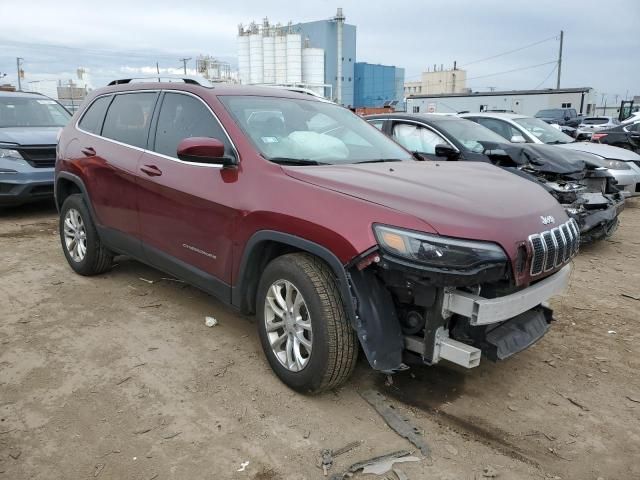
[406,87,597,116]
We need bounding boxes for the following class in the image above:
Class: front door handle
[140,164,163,177]
[81,147,96,156]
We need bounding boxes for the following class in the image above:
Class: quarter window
[102,93,158,149]
[392,123,447,154]
[153,93,229,158]
[78,96,111,134]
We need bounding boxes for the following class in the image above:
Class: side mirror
[510,135,527,143]
[177,137,237,166]
[434,143,460,160]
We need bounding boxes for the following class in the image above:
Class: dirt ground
[1,199,639,480]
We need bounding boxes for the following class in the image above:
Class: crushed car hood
[284,161,566,244]
[0,126,61,146]
[499,143,606,175]
[556,142,640,161]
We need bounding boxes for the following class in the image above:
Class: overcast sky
[1,0,638,102]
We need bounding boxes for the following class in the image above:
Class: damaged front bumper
[404,265,570,368]
[567,192,625,243]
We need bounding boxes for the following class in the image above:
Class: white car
[460,112,640,197]
[578,116,620,134]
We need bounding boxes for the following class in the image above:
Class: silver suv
[0,91,71,206]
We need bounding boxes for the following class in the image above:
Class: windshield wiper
[546,140,570,145]
[354,158,404,164]
[268,157,327,166]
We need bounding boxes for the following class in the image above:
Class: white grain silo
[274,30,288,84]
[262,32,275,84]
[302,47,325,96]
[286,32,302,84]
[237,27,250,85]
[249,30,263,84]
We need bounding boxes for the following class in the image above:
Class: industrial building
[406,87,596,116]
[404,64,468,96]
[237,8,355,105]
[353,62,404,108]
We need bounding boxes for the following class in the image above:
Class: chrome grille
[529,219,580,276]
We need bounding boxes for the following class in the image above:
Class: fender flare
[55,172,99,222]
[232,230,357,318]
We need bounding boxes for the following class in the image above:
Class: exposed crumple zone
[484,143,625,243]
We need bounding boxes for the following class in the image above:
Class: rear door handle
[81,147,96,156]
[140,164,163,177]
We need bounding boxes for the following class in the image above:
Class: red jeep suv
[55,78,578,393]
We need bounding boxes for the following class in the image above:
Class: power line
[464,60,557,83]
[459,34,559,67]
[534,64,557,90]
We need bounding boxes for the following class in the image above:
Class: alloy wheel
[264,279,313,372]
[63,208,87,262]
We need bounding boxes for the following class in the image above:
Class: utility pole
[69,80,75,112]
[333,7,345,105]
[556,30,563,89]
[156,62,160,82]
[16,57,23,91]
[179,57,191,75]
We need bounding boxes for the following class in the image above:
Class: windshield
[514,117,574,144]
[436,118,508,153]
[535,109,563,119]
[219,95,413,164]
[0,96,71,128]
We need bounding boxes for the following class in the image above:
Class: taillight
[591,133,607,142]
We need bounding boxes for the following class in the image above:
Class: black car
[591,122,640,153]
[366,113,625,243]
[534,108,584,128]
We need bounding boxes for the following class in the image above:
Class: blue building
[354,62,405,108]
[292,19,357,106]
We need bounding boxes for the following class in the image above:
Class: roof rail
[107,76,205,86]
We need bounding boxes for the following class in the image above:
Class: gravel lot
[1,199,639,480]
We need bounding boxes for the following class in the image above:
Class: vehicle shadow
[0,199,58,220]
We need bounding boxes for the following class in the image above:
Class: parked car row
[1,80,637,394]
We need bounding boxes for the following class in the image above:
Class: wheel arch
[232,231,356,320]
[233,231,406,373]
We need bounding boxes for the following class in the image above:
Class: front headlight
[374,225,508,270]
[602,159,631,170]
[0,148,23,160]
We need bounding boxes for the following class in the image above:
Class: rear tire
[256,253,358,394]
[59,194,113,276]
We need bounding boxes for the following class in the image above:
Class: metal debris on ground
[329,450,414,480]
[139,277,155,284]
[237,461,250,472]
[620,293,640,301]
[320,440,361,475]
[360,390,430,456]
[205,316,218,327]
[361,454,419,475]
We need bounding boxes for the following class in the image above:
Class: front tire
[256,253,358,394]
[59,194,113,276]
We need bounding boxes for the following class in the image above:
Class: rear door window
[102,92,158,149]
[152,92,230,158]
[78,96,112,134]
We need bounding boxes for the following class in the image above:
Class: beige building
[404,66,467,96]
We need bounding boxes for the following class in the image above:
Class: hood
[283,161,567,246]
[500,143,611,175]
[557,141,640,161]
[0,126,61,146]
